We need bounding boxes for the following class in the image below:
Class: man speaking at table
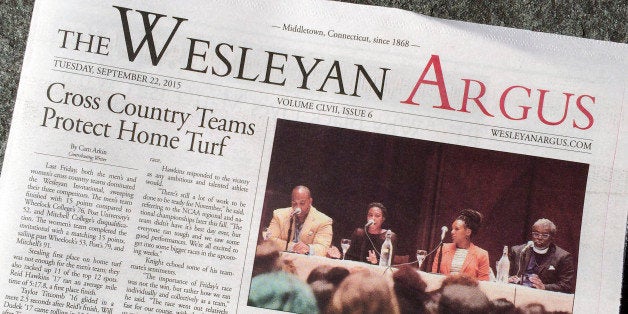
[267,186,333,256]
[508,218,576,293]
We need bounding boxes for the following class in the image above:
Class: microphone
[437,226,448,273]
[291,207,301,217]
[516,241,535,282]
[365,219,374,228]
[440,226,448,241]
[286,208,301,251]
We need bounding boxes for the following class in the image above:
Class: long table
[281,252,574,313]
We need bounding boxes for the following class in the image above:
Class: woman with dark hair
[329,202,398,264]
[431,209,490,280]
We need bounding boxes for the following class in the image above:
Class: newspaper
[0,0,625,313]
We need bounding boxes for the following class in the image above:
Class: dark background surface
[0,0,625,308]
[260,119,588,276]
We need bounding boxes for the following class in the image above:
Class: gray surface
[0,1,626,171]
[1,0,34,171]
[344,0,627,42]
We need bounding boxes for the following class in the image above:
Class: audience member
[516,302,547,314]
[248,271,319,313]
[310,279,336,313]
[441,274,479,288]
[279,256,298,274]
[438,284,491,314]
[306,265,350,286]
[426,274,480,311]
[393,265,429,314]
[328,270,400,314]
[251,241,281,277]
[491,298,516,314]
[306,265,351,312]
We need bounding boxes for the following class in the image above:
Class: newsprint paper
[0,0,625,313]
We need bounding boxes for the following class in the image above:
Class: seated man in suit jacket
[508,218,575,293]
[267,186,333,256]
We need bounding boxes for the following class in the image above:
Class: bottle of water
[379,230,393,267]
[496,245,510,283]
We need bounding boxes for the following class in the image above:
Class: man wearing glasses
[508,218,575,293]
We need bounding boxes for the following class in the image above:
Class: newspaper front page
[0,0,625,313]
